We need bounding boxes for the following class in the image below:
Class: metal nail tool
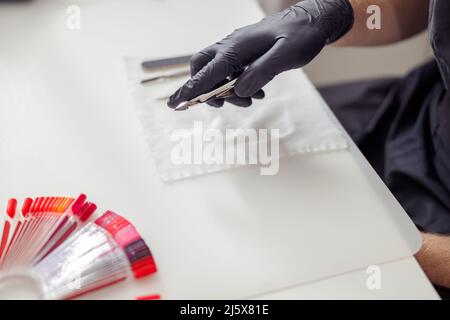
[174,79,238,111]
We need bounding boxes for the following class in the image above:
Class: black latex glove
[168,0,353,110]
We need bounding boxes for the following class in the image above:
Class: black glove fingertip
[167,95,178,109]
[252,89,265,100]
[207,99,225,108]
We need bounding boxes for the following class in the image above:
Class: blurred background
[258,0,433,86]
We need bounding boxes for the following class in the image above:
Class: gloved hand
[168,0,354,109]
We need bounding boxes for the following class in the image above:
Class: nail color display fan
[0,195,157,299]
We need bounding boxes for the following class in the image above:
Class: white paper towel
[125,57,347,182]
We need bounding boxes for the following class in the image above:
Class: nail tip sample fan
[0,194,157,300]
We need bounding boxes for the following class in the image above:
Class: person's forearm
[334,0,429,46]
[415,233,450,289]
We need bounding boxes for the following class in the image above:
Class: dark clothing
[318,0,450,234]
[429,0,450,90]
[320,61,450,234]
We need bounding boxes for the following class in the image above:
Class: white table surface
[256,257,438,300]
[0,0,439,299]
